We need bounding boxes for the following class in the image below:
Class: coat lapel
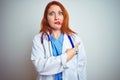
[62,34,73,53]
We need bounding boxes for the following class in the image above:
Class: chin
[52,27,61,30]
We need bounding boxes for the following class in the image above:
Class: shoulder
[64,33,82,42]
[32,33,43,44]
[33,33,41,40]
[71,33,83,43]
[33,32,49,43]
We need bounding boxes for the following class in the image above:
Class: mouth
[54,21,61,25]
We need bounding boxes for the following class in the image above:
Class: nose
[54,14,59,20]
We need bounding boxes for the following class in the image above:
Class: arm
[31,35,68,75]
[66,43,80,62]
[76,36,87,80]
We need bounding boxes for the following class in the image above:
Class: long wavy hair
[40,1,76,43]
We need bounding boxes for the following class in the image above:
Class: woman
[31,1,87,80]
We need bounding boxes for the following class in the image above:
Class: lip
[54,21,61,25]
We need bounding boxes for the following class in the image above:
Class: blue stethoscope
[46,34,74,48]
[41,33,78,57]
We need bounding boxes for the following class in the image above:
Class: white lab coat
[31,33,87,80]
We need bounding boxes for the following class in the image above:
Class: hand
[66,42,80,62]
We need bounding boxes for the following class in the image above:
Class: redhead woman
[31,1,87,80]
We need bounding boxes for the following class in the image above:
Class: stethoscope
[41,34,78,57]
[42,34,75,48]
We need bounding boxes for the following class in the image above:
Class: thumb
[74,42,80,50]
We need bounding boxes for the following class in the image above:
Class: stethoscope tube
[41,33,75,48]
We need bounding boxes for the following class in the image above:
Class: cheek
[61,17,64,23]
[47,17,54,23]
[47,17,55,27]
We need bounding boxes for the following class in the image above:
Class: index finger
[74,42,80,50]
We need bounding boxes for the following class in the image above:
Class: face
[47,5,64,31]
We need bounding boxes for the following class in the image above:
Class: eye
[58,11,63,15]
[48,11,55,16]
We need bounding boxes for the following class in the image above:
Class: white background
[0,0,120,80]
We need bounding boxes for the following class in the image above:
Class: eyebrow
[48,11,55,15]
[48,10,63,14]
[49,11,55,13]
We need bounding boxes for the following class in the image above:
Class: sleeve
[31,35,68,75]
[74,35,87,80]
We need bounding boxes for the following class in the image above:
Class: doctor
[31,1,87,80]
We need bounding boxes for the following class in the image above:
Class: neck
[51,30,61,39]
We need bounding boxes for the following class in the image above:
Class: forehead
[48,5,62,12]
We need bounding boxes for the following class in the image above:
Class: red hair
[40,1,75,35]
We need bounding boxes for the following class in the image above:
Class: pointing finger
[74,42,80,50]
